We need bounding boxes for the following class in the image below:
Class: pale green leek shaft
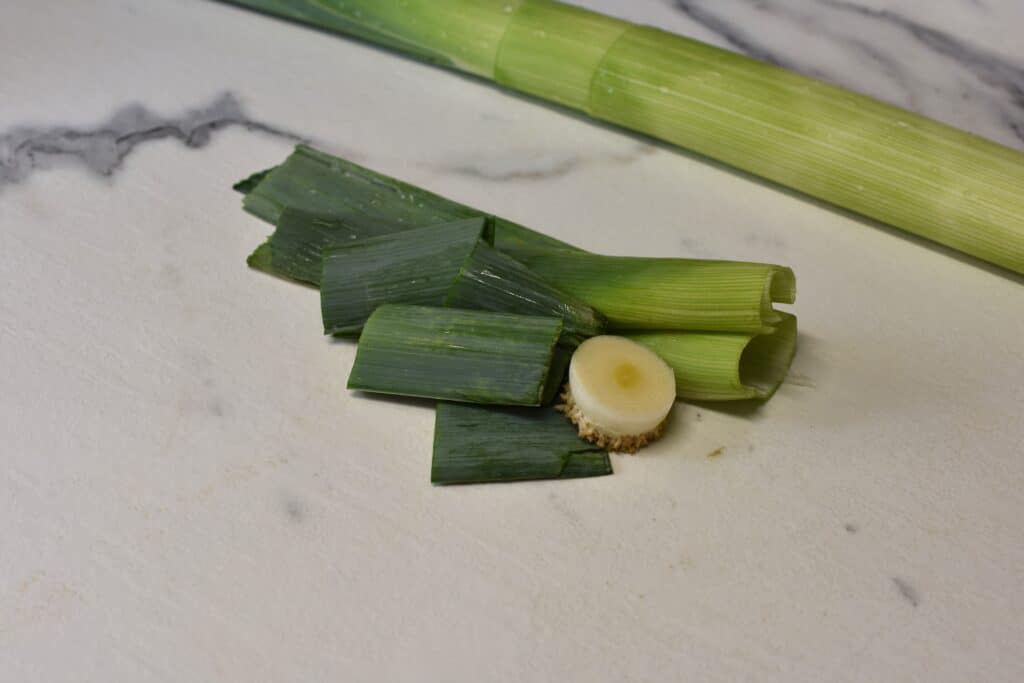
[223,0,1024,274]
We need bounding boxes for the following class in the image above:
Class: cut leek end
[770,266,797,305]
[741,312,798,401]
[559,336,677,454]
[559,384,667,454]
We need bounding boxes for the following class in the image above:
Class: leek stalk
[506,248,795,334]
[627,313,797,401]
[241,144,571,252]
[223,0,1024,275]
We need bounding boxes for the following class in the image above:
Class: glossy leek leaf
[238,144,572,252]
[348,305,564,406]
[445,241,606,346]
[432,402,611,485]
[320,218,489,335]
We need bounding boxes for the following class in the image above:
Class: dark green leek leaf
[348,305,563,405]
[265,208,413,285]
[445,242,606,346]
[321,218,488,335]
[432,402,611,485]
[239,145,573,252]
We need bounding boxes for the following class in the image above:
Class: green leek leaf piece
[348,305,564,405]
[321,218,489,335]
[240,144,572,252]
[445,241,606,346]
[432,402,611,485]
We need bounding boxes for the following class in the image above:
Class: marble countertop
[3,1,1023,680]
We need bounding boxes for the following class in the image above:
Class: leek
[223,0,1024,275]
[240,144,572,252]
[627,313,797,401]
[445,241,606,346]
[432,402,611,484]
[348,305,564,405]
[320,218,489,334]
[252,207,426,286]
[506,248,795,334]
[237,146,801,400]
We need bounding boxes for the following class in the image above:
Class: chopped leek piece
[348,305,564,405]
[320,218,489,335]
[561,336,676,453]
[432,402,611,485]
[256,207,423,286]
[224,0,1024,274]
[445,241,606,346]
[627,313,798,401]
[506,248,795,334]
[239,144,573,252]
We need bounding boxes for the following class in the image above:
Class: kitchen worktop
[3,1,1023,680]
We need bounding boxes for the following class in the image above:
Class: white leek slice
[561,336,676,453]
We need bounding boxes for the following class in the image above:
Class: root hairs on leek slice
[558,335,677,453]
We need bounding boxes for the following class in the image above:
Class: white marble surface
[3,1,1024,681]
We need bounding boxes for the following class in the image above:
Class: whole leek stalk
[223,0,1024,275]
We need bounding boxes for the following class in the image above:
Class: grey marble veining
[668,0,1024,149]
[425,142,656,183]
[0,93,304,190]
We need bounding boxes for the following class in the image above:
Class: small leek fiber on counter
[432,402,611,485]
[348,305,564,405]
[320,218,489,334]
[627,313,797,401]
[506,248,795,334]
[445,241,606,346]
[239,144,572,252]
[223,1,1024,275]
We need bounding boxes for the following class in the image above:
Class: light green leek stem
[223,0,1024,274]
[627,313,797,401]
